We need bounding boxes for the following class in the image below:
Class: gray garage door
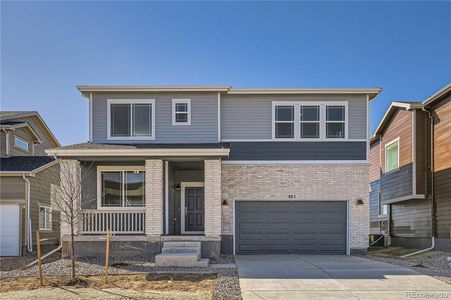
[235,201,347,254]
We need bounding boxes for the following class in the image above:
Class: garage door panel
[236,201,347,255]
[0,205,20,256]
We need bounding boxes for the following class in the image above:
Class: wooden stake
[104,228,110,284]
[36,230,43,286]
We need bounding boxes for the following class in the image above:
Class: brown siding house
[369,83,451,251]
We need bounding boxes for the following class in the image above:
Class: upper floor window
[275,106,294,138]
[108,100,155,140]
[272,101,347,140]
[326,106,345,138]
[98,166,145,208]
[385,138,399,172]
[14,136,29,151]
[300,106,320,138]
[172,99,191,125]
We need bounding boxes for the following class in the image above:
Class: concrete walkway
[235,254,451,300]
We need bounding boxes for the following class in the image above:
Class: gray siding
[0,177,25,200]
[391,199,431,238]
[221,94,367,140]
[0,132,6,156]
[227,142,366,160]
[369,180,380,222]
[92,93,218,143]
[380,164,413,202]
[29,164,60,246]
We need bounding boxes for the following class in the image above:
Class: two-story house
[369,83,450,251]
[47,85,380,264]
[0,111,60,256]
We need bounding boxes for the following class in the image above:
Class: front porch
[59,157,223,258]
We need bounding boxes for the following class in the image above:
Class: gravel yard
[366,248,451,285]
[0,256,241,299]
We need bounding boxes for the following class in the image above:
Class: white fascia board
[46,148,230,157]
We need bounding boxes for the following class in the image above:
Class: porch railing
[80,210,146,234]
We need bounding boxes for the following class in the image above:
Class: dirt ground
[0,273,216,294]
[366,247,451,285]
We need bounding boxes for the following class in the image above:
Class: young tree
[52,160,95,279]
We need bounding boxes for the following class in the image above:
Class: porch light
[175,183,181,191]
[222,200,229,206]
[356,199,364,206]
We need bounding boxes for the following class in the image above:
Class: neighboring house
[369,83,450,251]
[0,111,61,256]
[47,85,380,261]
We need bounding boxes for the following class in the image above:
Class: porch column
[145,159,164,236]
[59,159,81,237]
[204,159,222,236]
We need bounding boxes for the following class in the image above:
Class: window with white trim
[326,105,346,138]
[39,206,52,230]
[99,169,145,208]
[385,139,399,172]
[14,136,29,151]
[378,193,388,215]
[275,105,294,138]
[172,99,191,125]
[272,101,348,140]
[108,100,154,139]
[300,106,320,138]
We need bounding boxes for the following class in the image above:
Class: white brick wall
[221,163,369,250]
[145,159,164,236]
[204,159,222,237]
[59,159,81,237]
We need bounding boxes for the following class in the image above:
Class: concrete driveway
[235,255,451,300]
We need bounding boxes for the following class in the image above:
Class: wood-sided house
[369,83,450,251]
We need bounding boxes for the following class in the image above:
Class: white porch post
[145,159,164,236]
[59,159,81,237]
[204,159,222,237]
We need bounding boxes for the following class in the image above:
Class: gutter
[400,237,435,258]
[22,174,32,252]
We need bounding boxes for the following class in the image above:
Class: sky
[1,1,450,146]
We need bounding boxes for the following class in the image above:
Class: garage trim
[233,200,350,255]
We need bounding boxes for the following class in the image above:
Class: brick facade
[204,159,222,237]
[145,159,164,236]
[221,163,370,251]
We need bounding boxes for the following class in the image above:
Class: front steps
[155,241,209,267]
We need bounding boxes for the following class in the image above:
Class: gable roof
[371,82,451,143]
[0,121,42,142]
[77,85,382,100]
[0,111,60,147]
[0,156,56,174]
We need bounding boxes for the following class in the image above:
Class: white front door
[0,205,20,256]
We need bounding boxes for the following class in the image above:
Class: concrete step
[155,252,209,267]
[162,247,201,256]
[163,241,201,248]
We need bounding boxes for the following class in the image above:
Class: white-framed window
[172,99,191,125]
[274,105,295,138]
[326,105,346,138]
[300,105,320,138]
[272,101,348,140]
[97,166,145,209]
[107,99,155,140]
[378,193,388,216]
[385,138,399,172]
[39,206,52,231]
[14,136,29,151]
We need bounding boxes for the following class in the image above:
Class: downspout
[402,107,435,258]
[23,174,32,252]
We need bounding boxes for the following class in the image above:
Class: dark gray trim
[380,164,413,202]
[390,237,433,250]
[227,142,366,160]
